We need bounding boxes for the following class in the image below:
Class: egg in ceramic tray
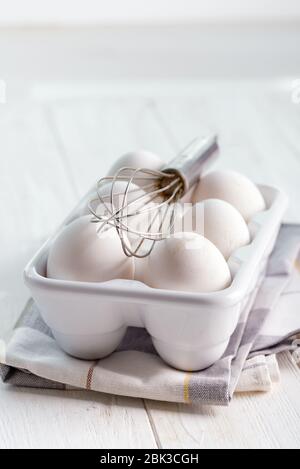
[47,215,134,282]
[182,198,250,260]
[192,169,266,222]
[142,232,231,293]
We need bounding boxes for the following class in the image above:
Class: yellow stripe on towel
[183,373,192,403]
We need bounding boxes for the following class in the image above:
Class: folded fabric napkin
[1,225,300,405]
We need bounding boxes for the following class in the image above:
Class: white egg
[143,232,231,293]
[107,150,164,181]
[182,199,250,259]
[134,257,149,283]
[47,215,134,282]
[192,170,266,221]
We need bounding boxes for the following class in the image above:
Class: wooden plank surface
[45,97,173,195]
[0,387,156,449]
[145,352,300,449]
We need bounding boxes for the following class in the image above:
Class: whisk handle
[162,134,219,194]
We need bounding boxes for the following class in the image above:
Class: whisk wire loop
[88,135,219,257]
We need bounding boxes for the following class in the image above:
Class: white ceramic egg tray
[24,184,288,371]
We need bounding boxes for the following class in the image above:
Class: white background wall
[0,0,300,25]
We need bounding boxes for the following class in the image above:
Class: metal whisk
[89,134,219,258]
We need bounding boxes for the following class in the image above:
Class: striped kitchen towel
[0,224,300,405]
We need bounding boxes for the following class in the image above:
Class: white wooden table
[0,26,300,449]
